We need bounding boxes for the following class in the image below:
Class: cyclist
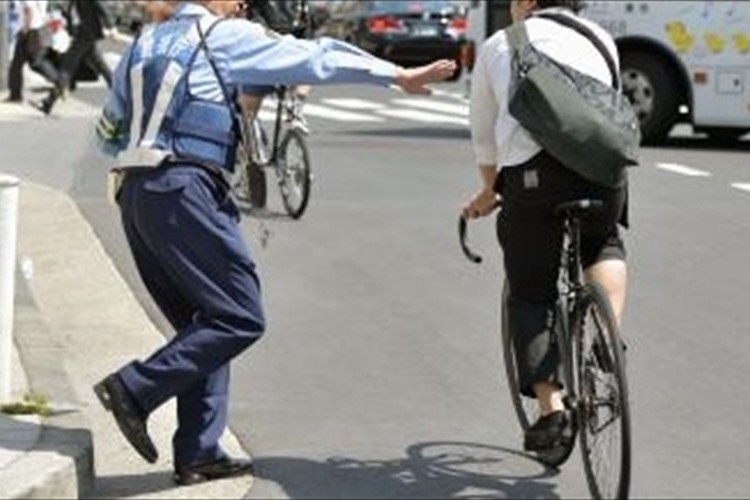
[244,0,313,132]
[461,0,629,452]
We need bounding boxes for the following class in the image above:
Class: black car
[321,0,467,79]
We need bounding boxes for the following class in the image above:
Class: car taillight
[461,41,476,72]
[367,16,406,34]
[447,16,467,38]
[450,17,467,32]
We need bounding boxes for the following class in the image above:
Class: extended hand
[394,60,458,95]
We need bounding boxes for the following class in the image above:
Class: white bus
[461,0,750,143]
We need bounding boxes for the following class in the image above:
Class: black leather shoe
[93,374,158,463]
[524,410,574,452]
[30,98,53,115]
[173,457,255,486]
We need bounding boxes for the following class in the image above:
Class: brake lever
[458,215,483,264]
[458,199,501,265]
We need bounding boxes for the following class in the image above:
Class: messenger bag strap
[535,12,621,90]
[506,21,533,76]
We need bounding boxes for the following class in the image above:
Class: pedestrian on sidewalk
[4,0,63,103]
[36,0,115,114]
[92,0,455,486]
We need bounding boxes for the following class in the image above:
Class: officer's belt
[107,156,227,205]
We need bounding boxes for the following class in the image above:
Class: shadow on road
[252,441,560,499]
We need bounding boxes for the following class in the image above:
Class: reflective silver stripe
[96,122,114,141]
[140,60,184,148]
[118,148,169,168]
[127,61,145,151]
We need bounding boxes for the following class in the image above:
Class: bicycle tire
[574,282,631,499]
[229,151,266,208]
[237,117,269,210]
[232,135,268,210]
[246,160,268,209]
[279,128,311,219]
[500,281,539,432]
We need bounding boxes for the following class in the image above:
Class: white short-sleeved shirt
[21,0,49,31]
[470,8,619,168]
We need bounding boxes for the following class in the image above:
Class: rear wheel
[246,123,269,209]
[246,161,267,209]
[279,129,311,219]
[575,282,631,499]
[501,283,576,468]
[232,126,268,209]
[620,51,681,145]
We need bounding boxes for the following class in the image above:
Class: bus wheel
[620,52,680,145]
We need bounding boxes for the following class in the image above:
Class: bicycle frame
[556,213,584,411]
[264,85,306,165]
[266,86,284,164]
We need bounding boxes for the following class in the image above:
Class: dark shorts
[495,151,627,282]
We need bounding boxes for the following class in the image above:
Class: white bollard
[0,174,19,403]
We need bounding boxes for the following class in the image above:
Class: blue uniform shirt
[97,2,398,168]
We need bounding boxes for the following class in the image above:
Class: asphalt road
[3,73,750,498]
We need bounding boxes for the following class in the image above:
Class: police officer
[92,0,455,486]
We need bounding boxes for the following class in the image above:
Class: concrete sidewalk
[0,179,255,498]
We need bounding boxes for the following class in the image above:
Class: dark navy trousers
[115,164,265,468]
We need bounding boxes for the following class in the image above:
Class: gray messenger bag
[506,12,640,188]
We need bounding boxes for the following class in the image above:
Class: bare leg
[238,94,263,120]
[533,381,565,416]
[585,258,628,325]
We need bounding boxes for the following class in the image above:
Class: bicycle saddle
[554,199,604,218]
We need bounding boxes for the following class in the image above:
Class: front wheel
[278,128,312,219]
[574,282,631,499]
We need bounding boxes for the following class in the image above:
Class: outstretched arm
[221,19,456,93]
[394,60,458,95]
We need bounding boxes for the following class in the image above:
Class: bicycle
[233,85,312,219]
[459,198,632,499]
